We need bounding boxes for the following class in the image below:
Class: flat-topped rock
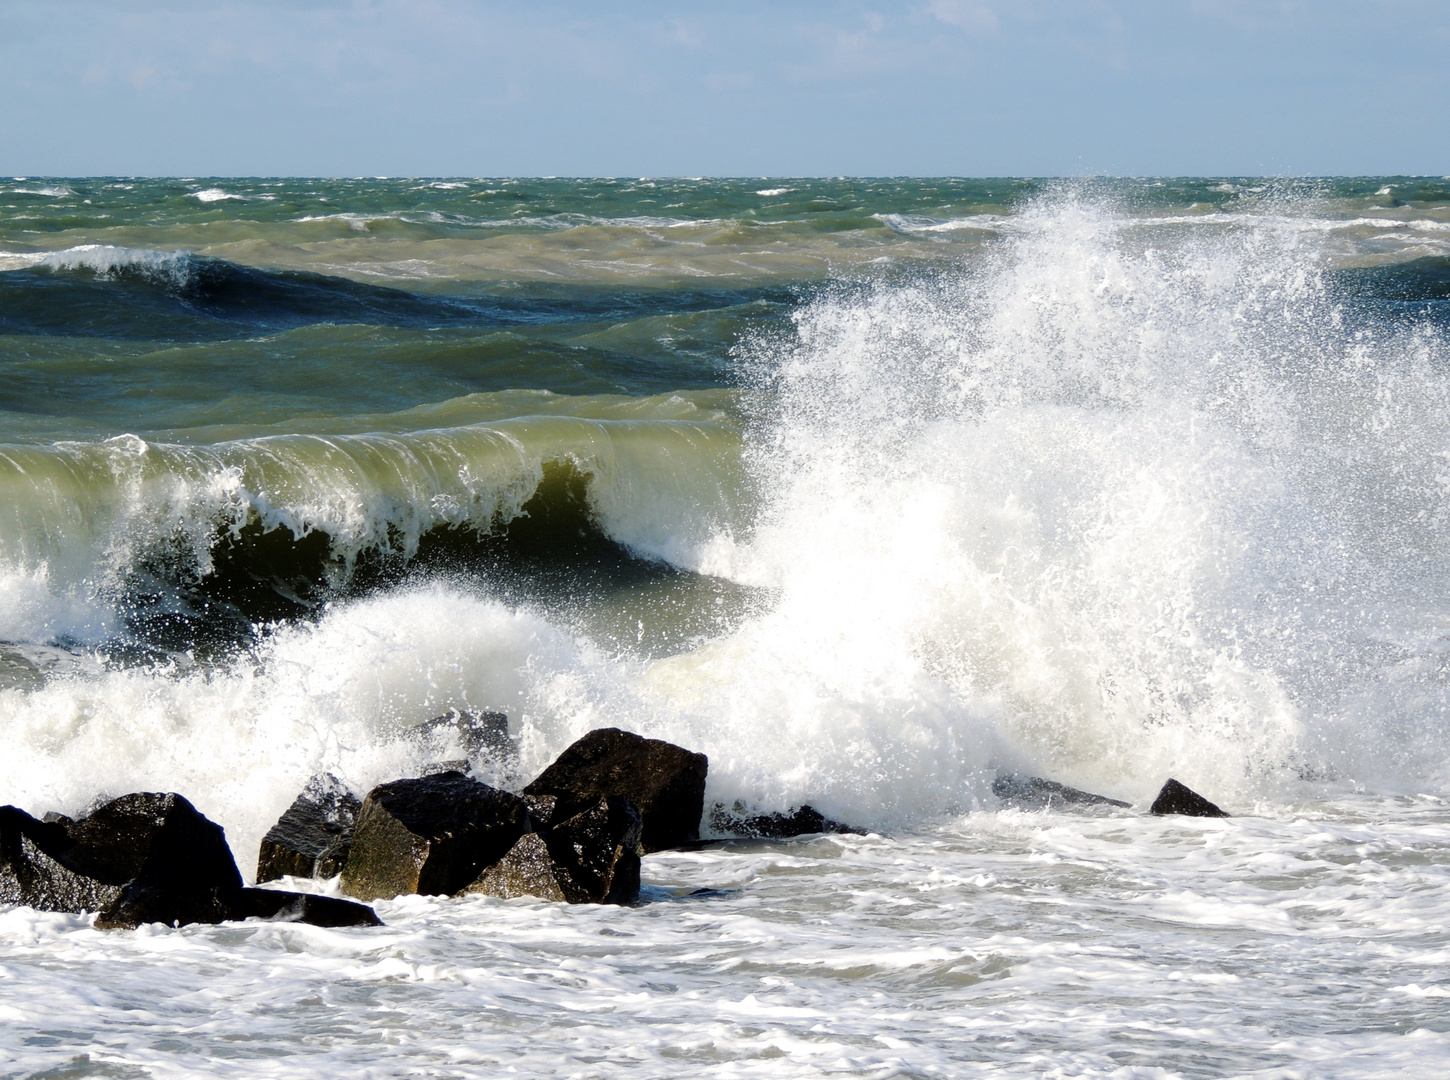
[96,883,381,929]
[1150,778,1229,818]
[524,728,707,853]
[256,774,360,884]
[340,771,529,901]
[992,774,1131,811]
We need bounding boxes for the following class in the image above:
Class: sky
[2,0,1447,177]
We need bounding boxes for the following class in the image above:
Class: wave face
[3,179,1450,866]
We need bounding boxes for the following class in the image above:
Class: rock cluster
[260,726,860,907]
[0,792,380,930]
[324,728,694,906]
[7,718,1237,932]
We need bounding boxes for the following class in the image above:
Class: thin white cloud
[926,0,999,34]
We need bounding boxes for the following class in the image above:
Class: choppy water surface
[4,176,1450,1078]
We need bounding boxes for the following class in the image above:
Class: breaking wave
[6,193,1450,868]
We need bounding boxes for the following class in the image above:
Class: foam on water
[35,243,196,287]
[7,190,1450,1075]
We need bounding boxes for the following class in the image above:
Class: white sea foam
[9,185,74,198]
[192,187,244,203]
[755,187,792,197]
[5,191,1450,1075]
[0,796,1448,1077]
[876,211,1010,235]
[35,243,195,287]
[0,250,47,271]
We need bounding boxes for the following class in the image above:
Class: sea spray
[698,196,1450,809]
[4,186,1450,866]
[6,179,1450,1077]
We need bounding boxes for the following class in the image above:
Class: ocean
[3,176,1450,1077]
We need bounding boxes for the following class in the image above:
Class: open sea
[3,176,1450,1078]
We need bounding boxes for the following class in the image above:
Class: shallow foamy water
[3,798,1449,1079]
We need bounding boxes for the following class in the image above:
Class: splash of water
[5,195,1450,868]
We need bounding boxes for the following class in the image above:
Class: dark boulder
[1,793,241,915]
[523,728,707,853]
[992,774,1131,811]
[707,802,863,839]
[1,807,122,913]
[1150,778,1229,818]
[95,883,381,929]
[256,774,361,884]
[545,795,642,905]
[339,771,529,901]
[3,792,381,929]
[462,794,642,905]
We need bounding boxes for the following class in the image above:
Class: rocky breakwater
[0,793,381,929]
[322,728,706,906]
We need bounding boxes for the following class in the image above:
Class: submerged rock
[3,792,382,929]
[95,883,381,930]
[707,802,863,839]
[255,774,361,884]
[991,774,1132,811]
[462,794,642,905]
[1150,778,1229,818]
[524,728,707,853]
[339,771,529,901]
[418,709,516,760]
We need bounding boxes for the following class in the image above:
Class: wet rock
[1150,778,1229,818]
[4,792,382,930]
[524,728,707,853]
[462,795,642,905]
[419,709,516,761]
[523,793,558,829]
[461,832,566,902]
[2,792,243,917]
[339,771,529,901]
[707,802,864,838]
[991,774,1132,811]
[95,883,381,929]
[0,807,122,913]
[545,795,642,905]
[255,774,361,884]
